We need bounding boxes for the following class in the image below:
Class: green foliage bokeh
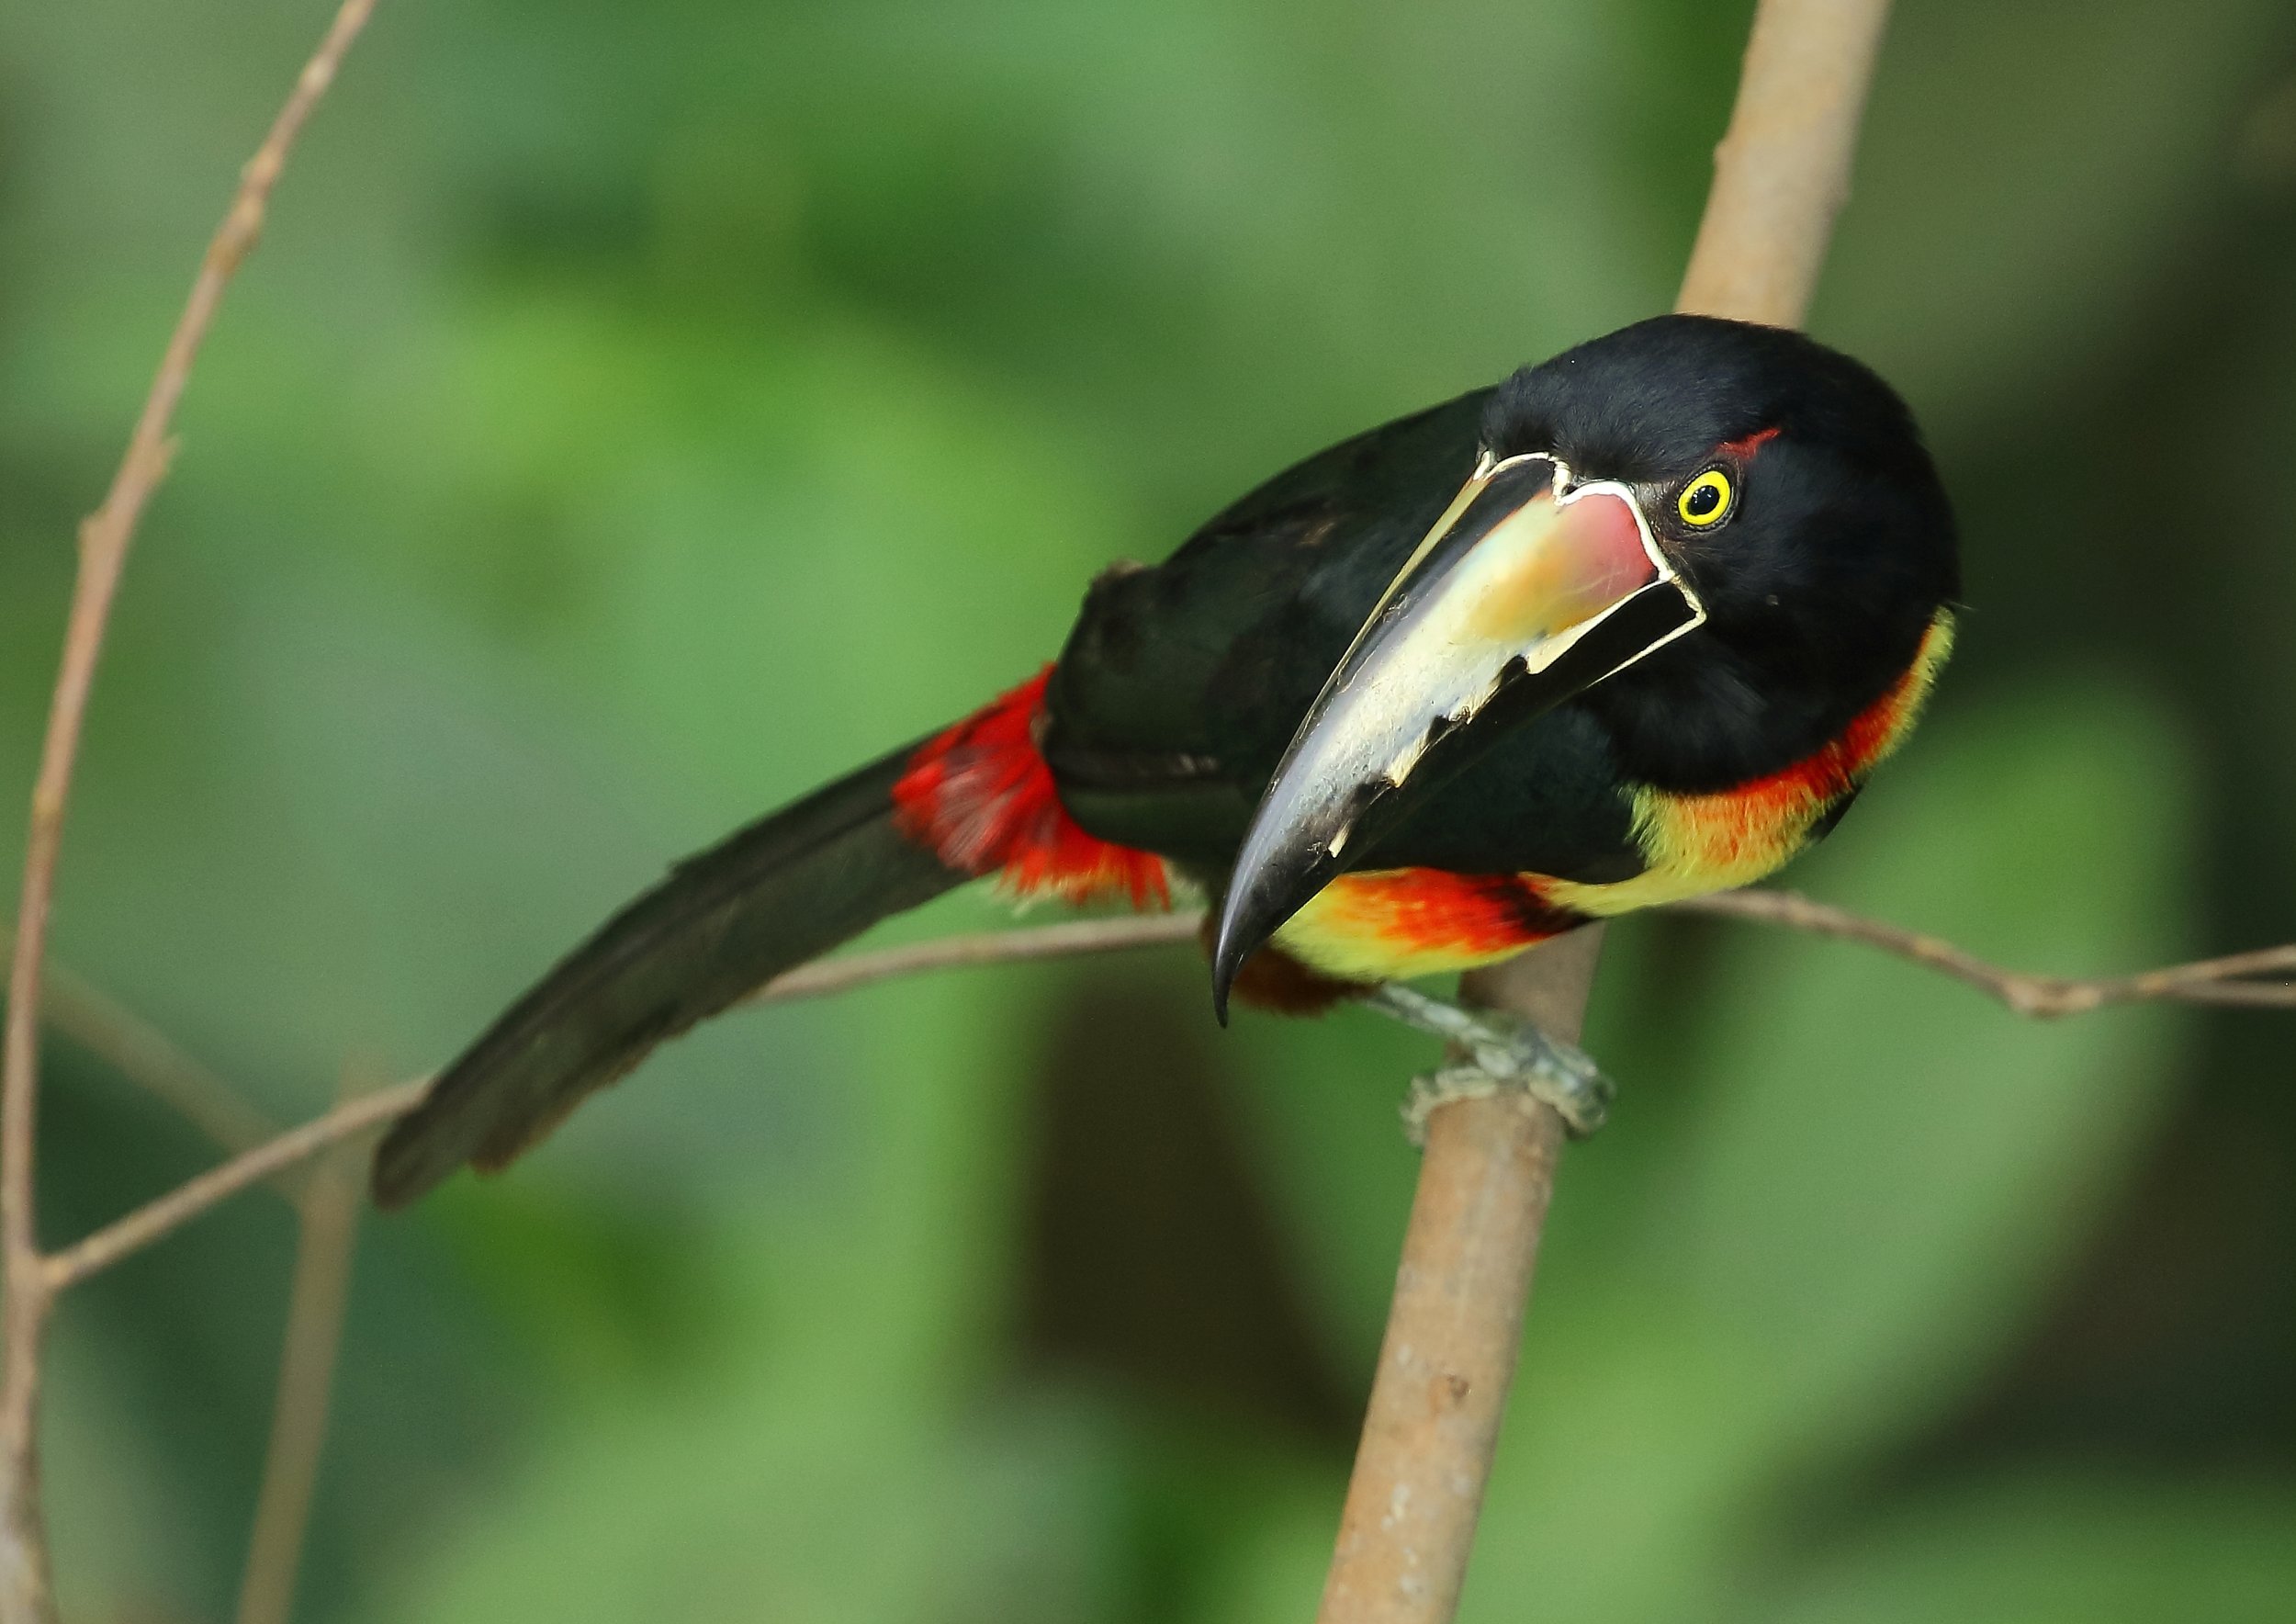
[2,0,2293,1619]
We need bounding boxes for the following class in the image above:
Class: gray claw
[1370,985,1615,1143]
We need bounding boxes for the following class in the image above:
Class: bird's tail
[368,743,959,1208]
[371,669,1168,1210]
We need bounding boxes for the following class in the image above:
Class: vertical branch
[1312,3,1896,1620]
[1674,0,1896,326]
[1316,934,1597,1623]
[235,1075,369,1624]
[0,5,379,1618]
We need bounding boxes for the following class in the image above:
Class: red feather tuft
[1716,424,1782,461]
[893,668,1170,909]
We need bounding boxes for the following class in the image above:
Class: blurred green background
[2,0,2294,1618]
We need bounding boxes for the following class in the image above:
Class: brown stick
[1674,0,1896,327]
[24,948,281,1162]
[1674,889,2296,1014]
[1313,3,1896,1618]
[38,878,2296,1296]
[235,1073,369,1624]
[20,858,2296,1304]
[741,911,1204,1006]
[0,4,378,1615]
[29,916,1208,1281]
[752,904,2296,1019]
[1316,933,1597,1622]
[42,1080,422,1294]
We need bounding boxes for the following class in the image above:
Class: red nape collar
[892,667,1170,908]
[1716,424,1781,460]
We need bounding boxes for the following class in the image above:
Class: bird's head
[1210,315,1960,1016]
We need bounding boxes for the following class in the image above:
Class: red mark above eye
[1716,425,1781,460]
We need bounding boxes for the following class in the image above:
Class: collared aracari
[372,314,1959,1209]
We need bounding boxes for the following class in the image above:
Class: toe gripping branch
[1370,984,1615,1145]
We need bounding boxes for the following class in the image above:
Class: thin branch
[1672,889,2296,1015]
[24,888,2296,1300]
[1673,0,1896,326]
[27,952,279,1161]
[29,917,1213,1285]
[751,906,2296,1020]
[1318,938,1593,1622]
[739,912,1203,1007]
[42,1080,420,1294]
[235,1071,368,1624]
[0,2,378,1615]
[10,927,380,1194]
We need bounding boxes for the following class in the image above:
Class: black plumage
[375,313,1960,1207]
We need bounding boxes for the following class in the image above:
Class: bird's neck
[1591,609,1954,795]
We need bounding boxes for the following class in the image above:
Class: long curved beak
[1210,455,1703,1018]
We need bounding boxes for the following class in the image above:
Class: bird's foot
[1367,984,1615,1145]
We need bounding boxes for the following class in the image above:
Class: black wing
[1043,389,1644,885]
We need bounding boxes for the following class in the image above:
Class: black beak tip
[1210,839,1341,1028]
[1209,929,1245,1027]
[1210,879,1279,1028]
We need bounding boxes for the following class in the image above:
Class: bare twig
[741,911,1204,1006]
[26,950,280,1161]
[27,917,1209,1280]
[235,1071,369,1624]
[0,2,377,1614]
[1674,0,1896,327]
[0,879,2274,1613]
[1673,889,2296,1015]
[25,890,2296,1301]
[1313,2,1898,1618]
[42,1080,421,1294]
[1318,937,1593,1621]
[752,905,2296,1021]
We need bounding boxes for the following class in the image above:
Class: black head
[1210,315,1960,1014]
[1483,314,1960,790]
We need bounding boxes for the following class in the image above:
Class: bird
[371,313,1960,1210]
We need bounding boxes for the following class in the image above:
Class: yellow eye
[1677,468,1733,527]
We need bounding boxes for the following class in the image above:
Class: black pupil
[1687,480,1722,517]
